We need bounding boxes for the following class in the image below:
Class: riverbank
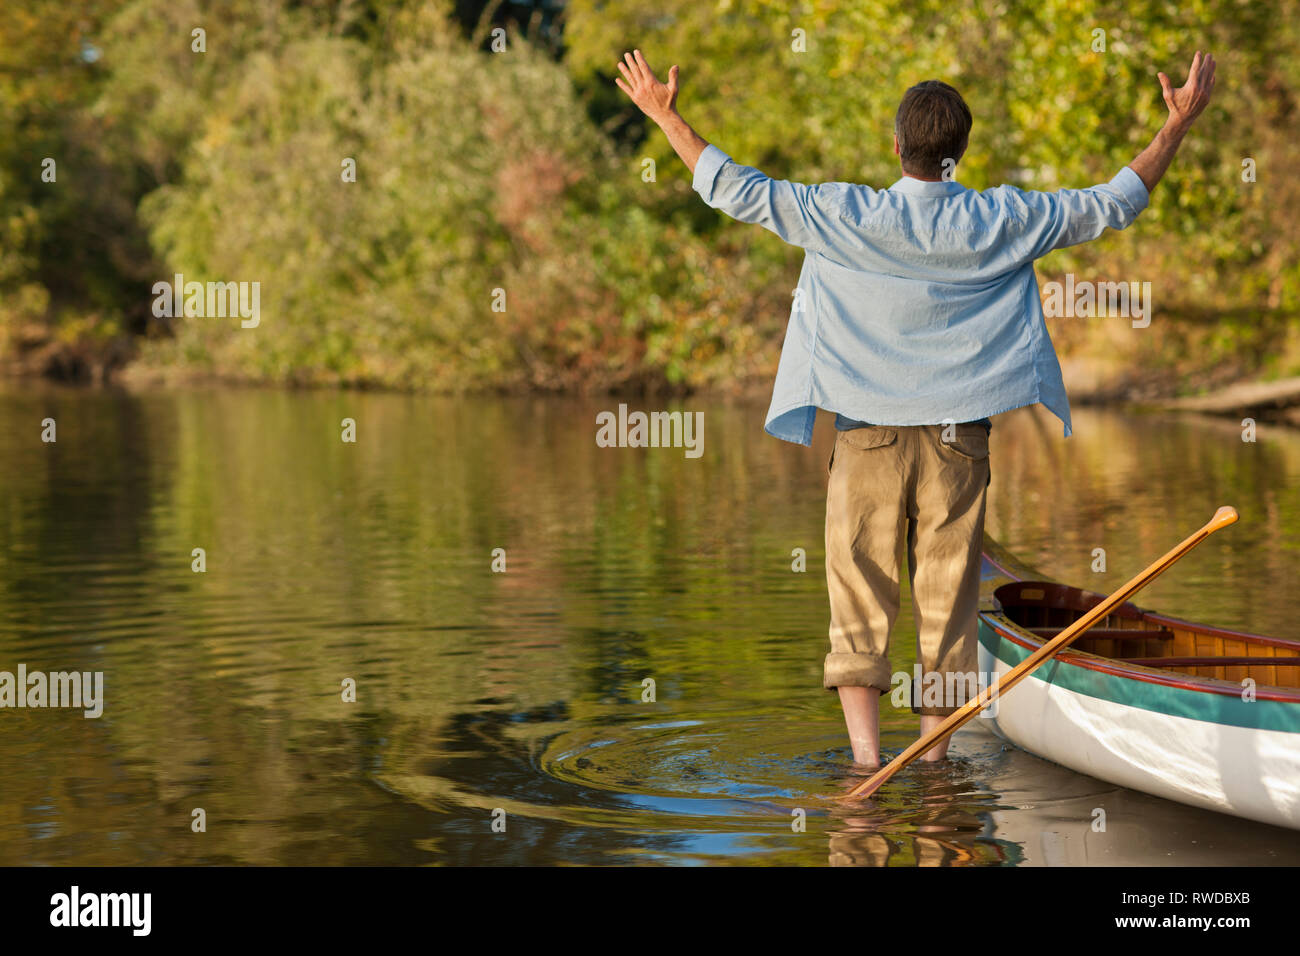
[1153,377,1300,425]
[6,355,1300,430]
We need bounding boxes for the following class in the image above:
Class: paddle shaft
[845,505,1239,799]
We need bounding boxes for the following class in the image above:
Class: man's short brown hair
[894,80,972,179]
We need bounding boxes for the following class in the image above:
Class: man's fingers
[1194,54,1214,105]
[623,51,641,84]
[614,76,631,98]
[619,47,676,97]
[1159,51,1216,120]
[634,48,657,82]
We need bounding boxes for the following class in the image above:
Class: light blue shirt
[691,144,1150,445]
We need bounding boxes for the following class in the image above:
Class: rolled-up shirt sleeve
[1012,165,1151,261]
[692,144,849,254]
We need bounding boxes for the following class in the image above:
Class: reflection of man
[617,49,1216,767]
[827,827,994,868]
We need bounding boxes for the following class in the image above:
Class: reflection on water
[0,385,1296,865]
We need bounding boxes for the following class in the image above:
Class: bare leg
[917,714,951,762]
[837,686,880,767]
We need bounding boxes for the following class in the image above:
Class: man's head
[893,80,972,180]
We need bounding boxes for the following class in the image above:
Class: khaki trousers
[823,423,989,716]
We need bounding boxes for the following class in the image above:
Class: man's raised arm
[1128,51,1217,194]
[1011,50,1218,262]
[615,49,853,256]
[615,49,708,173]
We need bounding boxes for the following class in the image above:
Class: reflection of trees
[986,405,1299,635]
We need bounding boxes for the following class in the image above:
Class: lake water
[0,384,1297,865]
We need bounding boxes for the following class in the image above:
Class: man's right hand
[1128,51,1218,194]
[615,49,680,126]
[1157,51,1216,133]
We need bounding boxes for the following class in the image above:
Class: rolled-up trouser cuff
[823,652,893,693]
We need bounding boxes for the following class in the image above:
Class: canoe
[977,536,1300,831]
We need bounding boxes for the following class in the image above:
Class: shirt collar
[888,176,966,196]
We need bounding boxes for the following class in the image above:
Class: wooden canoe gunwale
[981,615,1300,704]
[979,537,1300,704]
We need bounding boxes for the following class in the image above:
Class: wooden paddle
[844,505,1240,800]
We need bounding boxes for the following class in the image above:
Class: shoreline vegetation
[1,1,1298,407]
[9,366,1300,432]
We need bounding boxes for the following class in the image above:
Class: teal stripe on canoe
[978,618,1300,734]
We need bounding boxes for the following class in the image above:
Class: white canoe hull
[978,641,1300,831]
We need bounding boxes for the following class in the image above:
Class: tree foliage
[2,0,1298,391]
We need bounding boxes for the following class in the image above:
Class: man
[616,49,1216,767]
